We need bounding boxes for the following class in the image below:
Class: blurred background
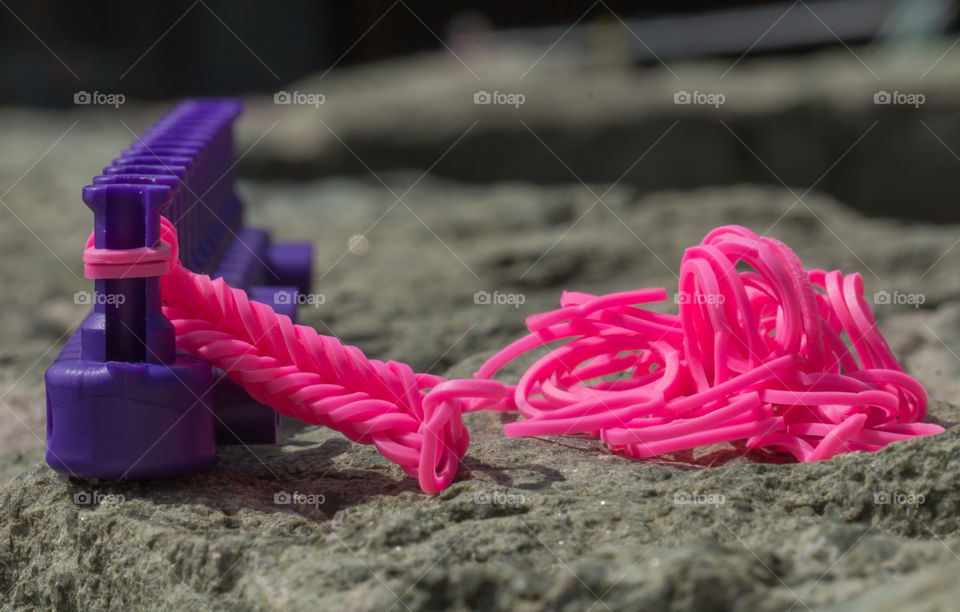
[3,0,960,456]
[2,0,960,218]
[3,1,959,105]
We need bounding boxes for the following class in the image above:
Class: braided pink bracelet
[85,218,943,493]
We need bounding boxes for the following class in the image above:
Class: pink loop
[83,218,177,279]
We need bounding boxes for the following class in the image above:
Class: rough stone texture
[1,401,959,610]
[3,177,960,610]
[3,46,960,610]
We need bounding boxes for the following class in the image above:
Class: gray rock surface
[2,398,959,610]
[2,176,960,610]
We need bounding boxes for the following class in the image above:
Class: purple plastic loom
[44,99,313,479]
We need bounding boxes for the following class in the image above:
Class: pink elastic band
[83,234,172,279]
[82,219,945,493]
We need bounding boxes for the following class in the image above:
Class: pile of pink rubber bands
[478,225,942,463]
[101,220,942,493]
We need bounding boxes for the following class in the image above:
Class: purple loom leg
[45,182,215,479]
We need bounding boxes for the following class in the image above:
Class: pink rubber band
[83,235,172,279]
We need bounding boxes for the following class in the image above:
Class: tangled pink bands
[85,220,944,493]
[480,226,942,461]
